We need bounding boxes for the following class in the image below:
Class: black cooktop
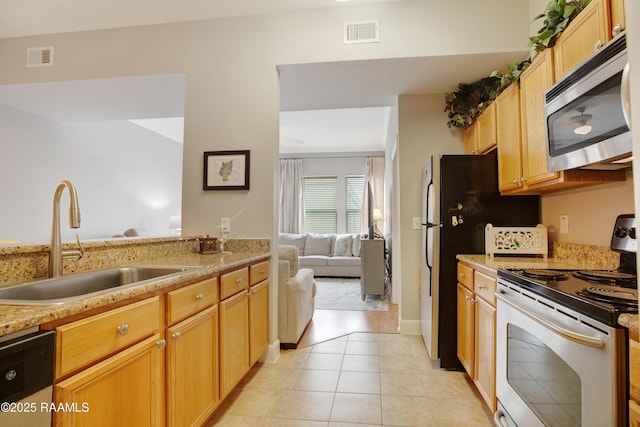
[497,268,638,326]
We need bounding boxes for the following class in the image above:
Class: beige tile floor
[207,333,494,426]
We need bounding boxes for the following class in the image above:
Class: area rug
[314,278,389,311]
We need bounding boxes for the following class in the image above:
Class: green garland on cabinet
[444,0,591,129]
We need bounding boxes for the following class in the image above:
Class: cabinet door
[630,399,640,427]
[219,290,249,398]
[249,280,269,366]
[54,334,164,427]
[610,0,626,37]
[167,305,219,427]
[474,298,496,412]
[463,123,477,154]
[495,84,524,192]
[554,0,611,78]
[476,103,497,154]
[456,283,475,377]
[520,49,558,187]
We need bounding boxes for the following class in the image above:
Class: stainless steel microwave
[545,32,632,171]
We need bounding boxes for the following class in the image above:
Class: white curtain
[361,157,385,237]
[279,158,305,234]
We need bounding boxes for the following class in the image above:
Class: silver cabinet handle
[593,39,602,51]
[459,272,465,278]
[156,339,166,350]
[520,177,526,183]
[512,178,518,185]
[622,61,631,130]
[116,323,129,336]
[172,332,181,340]
[260,269,266,274]
[495,291,604,348]
[195,293,204,301]
[235,278,243,284]
[612,24,622,37]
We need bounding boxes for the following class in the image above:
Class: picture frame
[203,150,250,190]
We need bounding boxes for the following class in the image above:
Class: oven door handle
[496,291,605,349]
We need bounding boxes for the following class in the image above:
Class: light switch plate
[221,217,231,233]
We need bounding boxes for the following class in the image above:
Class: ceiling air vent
[26,46,54,68]
[344,20,379,44]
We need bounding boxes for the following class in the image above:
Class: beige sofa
[278,233,361,277]
[278,245,316,349]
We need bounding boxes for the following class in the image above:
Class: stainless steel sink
[0,266,197,306]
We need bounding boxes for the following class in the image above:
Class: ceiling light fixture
[570,107,593,135]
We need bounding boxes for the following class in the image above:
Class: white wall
[0,104,182,243]
[396,94,463,331]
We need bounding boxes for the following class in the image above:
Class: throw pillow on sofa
[304,233,333,256]
[279,233,306,254]
[333,234,353,256]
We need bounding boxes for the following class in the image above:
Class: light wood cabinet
[219,289,250,398]
[553,0,611,79]
[54,297,160,378]
[474,297,496,411]
[631,399,640,427]
[166,277,219,427]
[495,83,524,192]
[456,283,475,377]
[476,102,497,154]
[219,261,270,398]
[54,334,165,427]
[249,279,269,366]
[463,104,496,155]
[520,49,559,188]
[456,262,497,412]
[610,0,626,37]
[167,305,219,427]
[463,123,477,154]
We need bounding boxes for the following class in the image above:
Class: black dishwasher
[0,330,55,426]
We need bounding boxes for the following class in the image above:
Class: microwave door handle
[495,291,605,349]
[621,61,631,130]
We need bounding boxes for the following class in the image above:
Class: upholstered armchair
[278,245,316,349]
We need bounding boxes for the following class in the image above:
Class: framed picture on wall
[203,150,250,190]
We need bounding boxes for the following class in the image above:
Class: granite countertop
[0,251,270,338]
[456,254,597,275]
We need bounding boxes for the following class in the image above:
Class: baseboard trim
[261,340,281,363]
[399,319,421,335]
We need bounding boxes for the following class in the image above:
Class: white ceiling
[0,0,529,154]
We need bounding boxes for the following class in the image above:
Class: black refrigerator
[420,150,540,370]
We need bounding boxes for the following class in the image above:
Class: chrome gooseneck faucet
[50,180,83,277]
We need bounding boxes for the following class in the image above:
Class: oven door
[495,282,627,427]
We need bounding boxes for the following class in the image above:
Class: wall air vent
[26,46,54,68]
[344,20,379,44]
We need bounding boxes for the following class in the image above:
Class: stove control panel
[611,214,636,253]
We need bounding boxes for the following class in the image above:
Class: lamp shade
[373,208,384,221]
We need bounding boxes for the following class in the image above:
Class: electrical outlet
[560,215,569,234]
[221,217,231,233]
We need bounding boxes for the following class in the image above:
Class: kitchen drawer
[55,296,160,378]
[250,261,269,286]
[167,277,218,325]
[457,263,474,290]
[474,271,496,305]
[220,267,249,300]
